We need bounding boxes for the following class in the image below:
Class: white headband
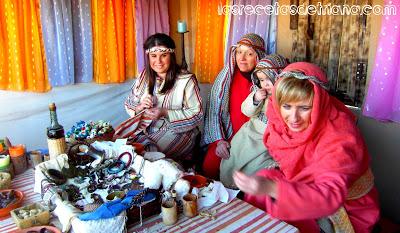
[145,46,175,54]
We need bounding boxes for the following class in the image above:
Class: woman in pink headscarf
[233,62,379,233]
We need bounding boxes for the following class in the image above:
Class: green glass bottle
[47,103,66,159]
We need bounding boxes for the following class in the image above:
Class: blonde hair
[275,77,314,106]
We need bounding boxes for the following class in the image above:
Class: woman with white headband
[124,33,203,161]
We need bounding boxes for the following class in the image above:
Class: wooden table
[1,169,299,233]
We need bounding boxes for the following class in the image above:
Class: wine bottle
[47,103,66,159]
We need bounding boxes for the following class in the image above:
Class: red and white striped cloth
[0,169,41,233]
[128,198,299,233]
[1,169,299,233]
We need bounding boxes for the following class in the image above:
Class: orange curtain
[193,0,227,83]
[125,0,137,79]
[92,0,136,83]
[0,0,49,92]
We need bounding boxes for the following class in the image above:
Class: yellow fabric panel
[93,0,135,83]
[0,0,49,92]
[193,0,227,83]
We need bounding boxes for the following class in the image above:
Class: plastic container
[9,145,27,175]
[0,154,10,167]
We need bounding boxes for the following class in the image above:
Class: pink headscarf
[264,62,368,181]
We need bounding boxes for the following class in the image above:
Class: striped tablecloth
[0,169,42,233]
[128,199,299,233]
[1,169,299,233]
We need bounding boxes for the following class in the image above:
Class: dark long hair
[143,33,181,94]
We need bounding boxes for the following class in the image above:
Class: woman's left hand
[233,171,277,198]
[144,108,167,120]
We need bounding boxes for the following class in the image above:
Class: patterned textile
[113,111,152,141]
[202,33,266,145]
[278,71,329,90]
[252,54,289,86]
[40,0,93,86]
[326,168,375,233]
[135,0,169,72]
[363,1,400,122]
[124,71,203,159]
[235,33,267,60]
[224,0,277,62]
[251,54,289,123]
[0,0,50,92]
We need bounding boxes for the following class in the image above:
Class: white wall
[354,110,400,223]
[0,81,133,150]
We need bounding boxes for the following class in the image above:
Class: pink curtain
[135,0,169,72]
[363,1,400,122]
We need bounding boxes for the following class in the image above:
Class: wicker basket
[10,202,50,229]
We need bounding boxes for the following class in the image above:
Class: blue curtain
[40,0,93,86]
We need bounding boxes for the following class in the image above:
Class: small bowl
[0,189,24,217]
[45,169,66,185]
[182,175,208,188]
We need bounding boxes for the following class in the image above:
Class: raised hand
[143,107,167,120]
[254,89,268,102]
[136,95,154,113]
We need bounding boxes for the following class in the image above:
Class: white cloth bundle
[34,154,69,194]
[71,212,126,233]
[53,198,82,232]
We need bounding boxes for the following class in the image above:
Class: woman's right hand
[136,95,153,113]
[216,140,230,159]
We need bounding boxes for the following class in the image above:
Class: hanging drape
[40,0,75,86]
[125,0,136,79]
[193,0,227,83]
[135,0,169,72]
[92,0,134,83]
[71,0,94,83]
[0,0,50,92]
[363,1,400,122]
[224,0,277,61]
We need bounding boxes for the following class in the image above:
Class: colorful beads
[66,120,113,140]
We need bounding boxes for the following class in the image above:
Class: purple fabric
[135,0,170,72]
[363,2,400,122]
[224,0,277,62]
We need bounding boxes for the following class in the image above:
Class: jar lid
[9,145,25,157]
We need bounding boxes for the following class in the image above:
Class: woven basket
[10,202,50,229]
